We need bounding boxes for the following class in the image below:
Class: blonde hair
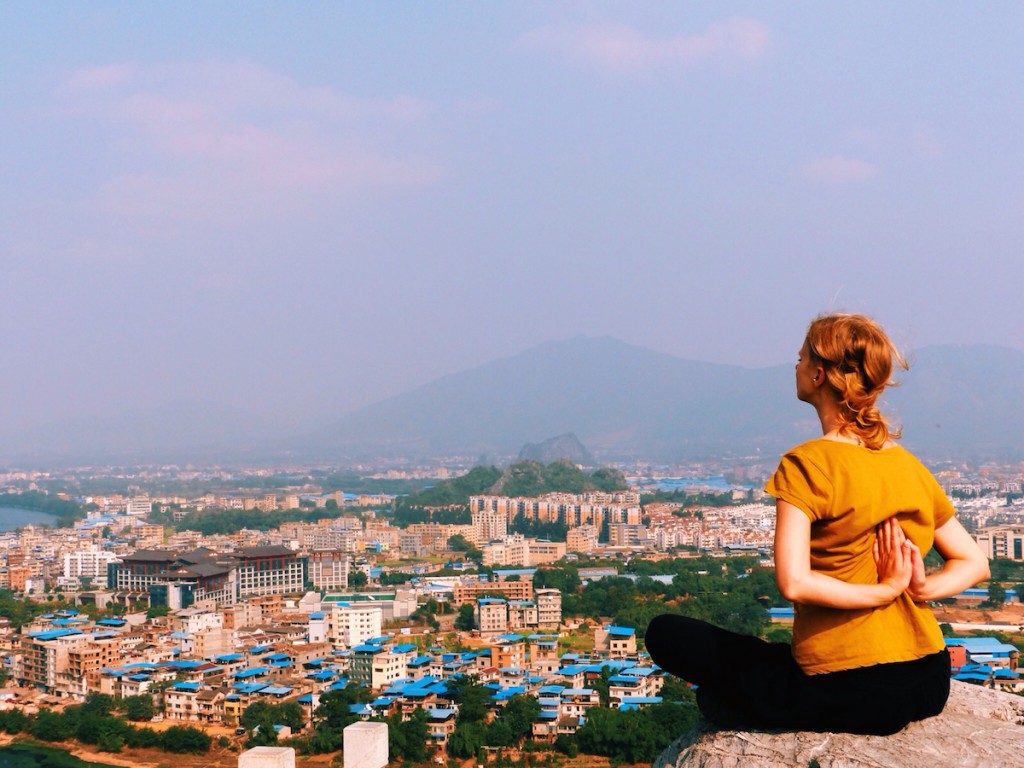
[805,313,908,450]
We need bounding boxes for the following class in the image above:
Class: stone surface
[655,681,1024,768]
[238,746,296,768]
[343,720,389,768]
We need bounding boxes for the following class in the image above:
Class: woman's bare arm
[905,516,990,602]
[775,501,912,609]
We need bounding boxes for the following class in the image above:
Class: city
[1,457,1022,767]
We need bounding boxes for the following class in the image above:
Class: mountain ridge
[3,337,1022,464]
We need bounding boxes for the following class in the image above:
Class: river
[0,744,118,768]
[0,506,59,533]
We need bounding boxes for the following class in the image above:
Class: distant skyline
[3,4,1023,433]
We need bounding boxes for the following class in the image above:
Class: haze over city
[3,4,1023,439]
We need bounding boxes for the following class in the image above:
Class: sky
[3,3,1023,433]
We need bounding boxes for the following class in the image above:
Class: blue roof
[233,683,268,694]
[309,612,326,619]
[945,636,1019,655]
[172,682,202,691]
[260,686,293,696]
[215,653,245,662]
[393,643,417,653]
[353,644,385,654]
[264,653,291,661]
[234,667,271,679]
[605,626,635,637]
[29,629,82,641]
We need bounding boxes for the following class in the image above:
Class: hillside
[314,337,1024,462]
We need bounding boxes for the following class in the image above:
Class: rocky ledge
[654,681,1024,768]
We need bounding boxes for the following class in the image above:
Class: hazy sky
[3,3,1023,431]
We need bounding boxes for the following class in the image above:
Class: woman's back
[767,438,953,673]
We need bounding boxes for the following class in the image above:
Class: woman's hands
[872,517,915,597]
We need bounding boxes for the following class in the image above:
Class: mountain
[314,337,1024,462]
[518,433,594,465]
[5,339,1022,465]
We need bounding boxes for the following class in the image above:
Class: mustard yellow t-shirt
[765,439,955,675]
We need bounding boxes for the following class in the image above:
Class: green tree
[32,709,73,742]
[454,603,476,632]
[160,725,212,754]
[387,708,429,761]
[503,694,541,742]
[446,675,491,723]
[448,721,487,759]
[122,695,157,721]
[981,582,1007,608]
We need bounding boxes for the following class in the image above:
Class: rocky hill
[655,680,1024,768]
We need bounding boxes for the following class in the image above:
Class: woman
[645,313,989,735]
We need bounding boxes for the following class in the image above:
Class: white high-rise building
[62,547,118,582]
[125,497,151,517]
[329,602,383,648]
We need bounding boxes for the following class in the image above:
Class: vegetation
[0,589,76,630]
[537,556,780,638]
[575,701,697,762]
[174,507,339,535]
[639,489,735,506]
[0,695,210,755]
[295,684,373,754]
[393,460,628,526]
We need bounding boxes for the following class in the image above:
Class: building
[974,527,1024,561]
[594,625,637,657]
[535,588,562,628]
[62,547,119,584]
[475,598,509,635]
[234,546,307,598]
[306,551,349,590]
[472,510,508,545]
[329,602,383,647]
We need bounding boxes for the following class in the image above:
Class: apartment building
[329,602,383,647]
[306,550,349,590]
[975,526,1024,561]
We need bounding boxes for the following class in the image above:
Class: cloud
[519,18,770,75]
[59,59,443,227]
[801,155,880,183]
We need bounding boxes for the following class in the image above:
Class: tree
[349,571,368,589]
[448,721,487,759]
[503,694,541,742]
[982,582,1007,608]
[446,675,491,724]
[160,725,212,754]
[123,695,156,722]
[387,708,429,761]
[454,603,476,631]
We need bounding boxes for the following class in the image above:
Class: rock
[654,681,1024,768]
[517,432,594,465]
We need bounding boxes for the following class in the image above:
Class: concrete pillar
[343,721,389,768]
[238,746,295,768]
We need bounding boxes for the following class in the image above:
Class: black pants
[645,614,950,735]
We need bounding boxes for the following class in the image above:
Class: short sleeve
[931,478,956,528]
[764,451,834,521]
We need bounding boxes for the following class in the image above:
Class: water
[655,475,743,492]
[0,507,58,533]
[0,744,118,768]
